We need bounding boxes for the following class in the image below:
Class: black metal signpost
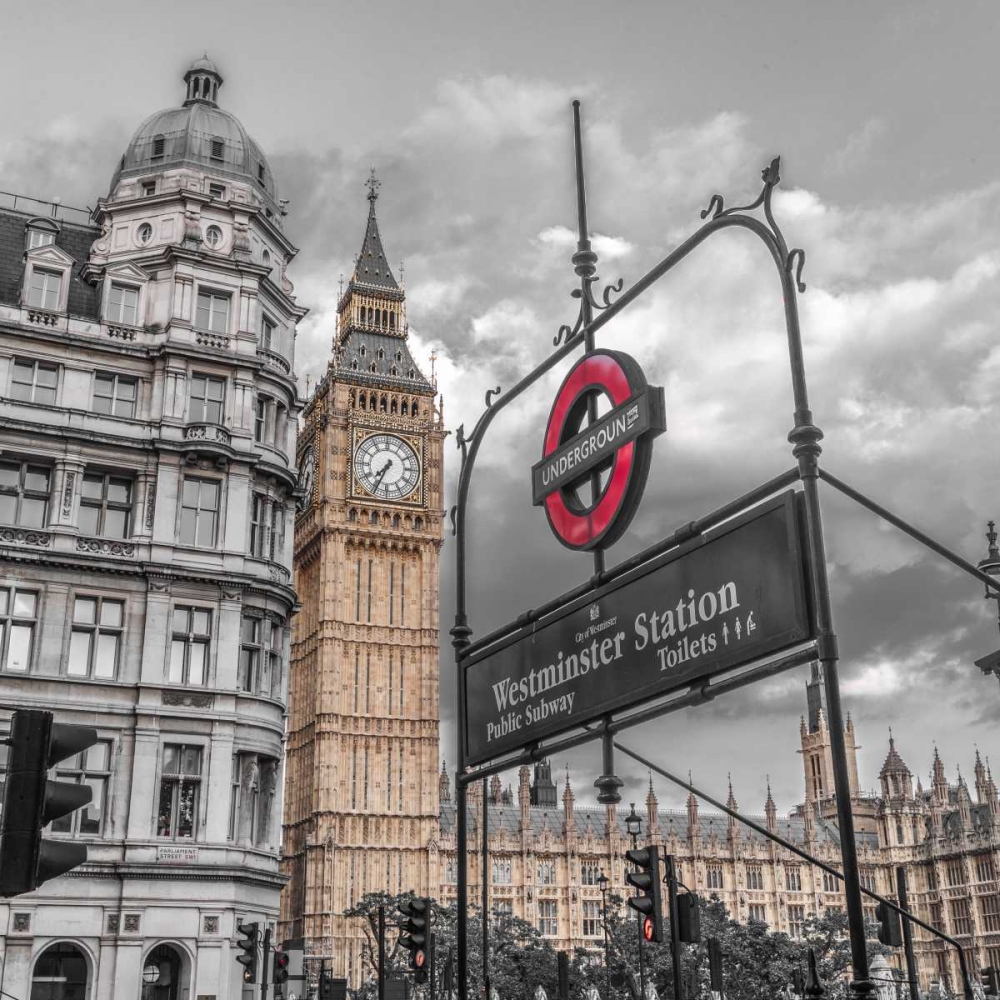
[448,101,1000,999]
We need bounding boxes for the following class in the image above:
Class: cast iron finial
[366,167,381,204]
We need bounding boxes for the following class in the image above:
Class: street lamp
[974,521,1000,685]
[623,803,646,999]
[625,803,642,848]
[598,871,611,1000]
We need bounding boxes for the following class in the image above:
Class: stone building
[436,668,999,993]
[0,58,304,1000]
[280,178,446,987]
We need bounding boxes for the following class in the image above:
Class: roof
[352,182,399,292]
[337,330,433,392]
[438,802,879,849]
[0,210,101,319]
[109,65,277,209]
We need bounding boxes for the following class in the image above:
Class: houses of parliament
[279,167,1000,993]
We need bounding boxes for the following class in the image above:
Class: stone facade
[280,178,446,988]
[0,58,304,1000]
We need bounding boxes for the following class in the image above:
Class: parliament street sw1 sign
[463,491,813,766]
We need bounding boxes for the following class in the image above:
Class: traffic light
[0,709,98,897]
[875,900,903,947]
[236,921,259,983]
[625,845,663,943]
[677,892,701,943]
[273,949,289,986]
[398,896,431,983]
[983,968,998,997]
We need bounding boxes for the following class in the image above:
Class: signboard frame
[462,489,814,766]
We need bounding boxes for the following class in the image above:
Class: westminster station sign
[463,491,813,765]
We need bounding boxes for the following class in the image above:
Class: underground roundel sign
[531,349,665,551]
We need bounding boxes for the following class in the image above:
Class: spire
[352,170,399,291]
[932,745,949,802]
[765,777,777,833]
[806,661,827,733]
[183,54,223,107]
[726,774,738,839]
[974,748,988,803]
[686,771,699,839]
[646,773,659,835]
[439,761,451,803]
[489,773,502,804]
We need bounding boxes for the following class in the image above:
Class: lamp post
[974,521,1000,685]
[598,871,611,1000]
[624,803,646,1000]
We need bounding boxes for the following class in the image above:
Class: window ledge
[184,422,232,448]
[195,330,231,350]
[25,308,63,327]
[106,323,141,341]
[256,348,291,376]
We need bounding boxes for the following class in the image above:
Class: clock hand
[371,460,392,492]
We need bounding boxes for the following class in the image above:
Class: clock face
[296,446,315,511]
[354,433,420,501]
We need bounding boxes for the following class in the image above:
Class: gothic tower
[280,176,445,987]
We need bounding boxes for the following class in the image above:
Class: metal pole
[482,777,490,999]
[629,827,646,1000]
[666,856,683,1000]
[378,905,385,1000]
[571,99,605,579]
[430,930,436,1000]
[455,777,469,999]
[601,879,611,1000]
[896,868,920,1000]
[261,926,272,1000]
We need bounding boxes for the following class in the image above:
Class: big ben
[281,174,445,986]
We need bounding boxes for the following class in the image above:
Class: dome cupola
[109,56,280,217]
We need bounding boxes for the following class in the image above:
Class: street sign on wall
[463,491,814,765]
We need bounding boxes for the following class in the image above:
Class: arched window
[396,351,403,362]
[359,393,366,409]
[375,309,380,327]
[390,397,398,413]
[411,402,419,417]
[392,514,401,528]
[368,307,374,323]
[140,943,185,1000]
[370,363,377,373]
[369,395,376,411]
[370,511,379,525]
[390,366,398,377]
[390,312,396,329]
[414,516,423,530]
[401,400,408,416]
[408,369,414,379]
[380,395,387,412]
[359,345,367,357]
[348,508,358,523]
[31,943,90,1000]
[377,348,385,360]
[351,360,359,370]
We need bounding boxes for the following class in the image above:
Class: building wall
[0,62,304,1000]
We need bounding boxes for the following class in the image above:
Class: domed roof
[109,58,279,211]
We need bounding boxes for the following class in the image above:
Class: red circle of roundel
[541,349,651,551]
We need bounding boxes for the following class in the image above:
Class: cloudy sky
[4,0,999,815]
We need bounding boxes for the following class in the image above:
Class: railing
[184,423,232,446]
[256,348,291,375]
[75,536,136,558]
[0,190,92,225]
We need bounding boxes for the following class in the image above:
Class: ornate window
[68,596,123,678]
[0,588,37,672]
[169,606,211,685]
[136,222,153,246]
[26,268,62,311]
[785,866,802,891]
[108,283,140,325]
[582,900,601,937]
[537,860,556,885]
[11,358,58,404]
[822,871,839,893]
[228,752,278,846]
[788,904,806,938]
[93,373,138,418]
[706,865,724,890]
[975,854,996,883]
[209,182,226,199]
[195,289,230,334]
[492,858,512,884]
[581,863,601,886]
[205,225,224,249]
[950,898,973,937]
[157,743,202,838]
[180,477,220,547]
[79,472,132,538]
[240,615,282,697]
[50,739,112,835]
[746,865,764,890]
[859,868,877,892]
[189,374,226,424]
[748,904,767,924]
[537,900,558,937]
[0,460,50,528]
[982,894,1000,933]
[26,224,56,249]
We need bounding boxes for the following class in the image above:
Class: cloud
[536,225,635,260]
[830,118,886,175]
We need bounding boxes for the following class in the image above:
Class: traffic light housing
[236,921,259,984]
[625,845,663,943]
[273,949,289,986]
[398,896,431,983]
[677,892,701,943]
[0,709,98,897]
[875,901,903,947]
[983,967,998,997]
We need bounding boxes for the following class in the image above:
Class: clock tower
[281,175,445,986]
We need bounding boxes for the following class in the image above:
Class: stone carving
[0,527,51,547]
[195,331,230,350]
[26,310,58,326]
[12,913,30,933]
[162,690,213,709]
[106,913,120,934]
[61,471,76,518]
[123,913,141,933]
[202,915,219,935]
[107,324,138,341]
[76,536,136,558]
[184,423,231,445]
[145,483,156,531]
